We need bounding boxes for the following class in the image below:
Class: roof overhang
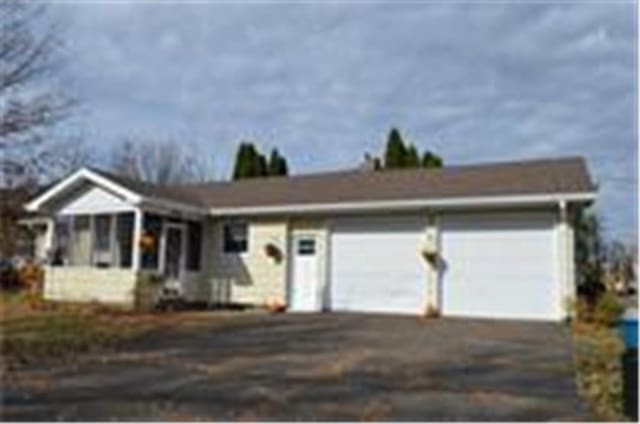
[208,191,597,216]
[25,168,142,212]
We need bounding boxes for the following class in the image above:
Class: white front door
[290,235,321,312]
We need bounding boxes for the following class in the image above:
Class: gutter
[207,191,597,217]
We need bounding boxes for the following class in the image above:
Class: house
[23,156,596,321]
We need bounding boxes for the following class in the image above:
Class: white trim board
[25,168,142,211]
[25,167,207,216]
[208,191,596,216]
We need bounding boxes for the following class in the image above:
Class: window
[186,221,202,271]
[93,214,113,267]
[70,216,91,265]
[52,216,72,266]
[116,213,134,268]
[297,238,316,256]
[223,222,248,254]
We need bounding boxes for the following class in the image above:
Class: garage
[329,215,428,315]
[440,211,560,320]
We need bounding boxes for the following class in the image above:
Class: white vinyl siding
[58,185,135,215]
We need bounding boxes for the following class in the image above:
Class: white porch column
[44,217,55,258]
[132,209,143,271]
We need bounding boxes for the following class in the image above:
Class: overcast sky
[51,1,637,243]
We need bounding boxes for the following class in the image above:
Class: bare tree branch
[111,137,215,185]
[0,0,75,188]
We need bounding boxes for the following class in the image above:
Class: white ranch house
[23,157,596,321]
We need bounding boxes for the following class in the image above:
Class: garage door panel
[441,212,559,320]
[330,216,427,315]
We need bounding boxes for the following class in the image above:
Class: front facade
[24,157,595,321]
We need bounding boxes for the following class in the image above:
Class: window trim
[222,221,249,255]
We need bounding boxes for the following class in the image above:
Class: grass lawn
[0,291,223,371]
[573,319,627,421]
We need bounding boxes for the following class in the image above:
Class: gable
[57,185,135,215]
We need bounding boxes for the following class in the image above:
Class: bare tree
[1,0,75,188]
[607,241,637,294]
[111,138,214,185]
[0,0,84,257]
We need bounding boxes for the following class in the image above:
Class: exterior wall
[44,266,137,306]
[58,185,135,215]
[205,218,289,305]
[289,219,330,307]
[181,270,206,302]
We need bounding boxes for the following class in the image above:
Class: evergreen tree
[255,152,268,177]
[421,151,444,169]
[268,149,280,176]
[243,143,259,178]
[405,144,420,167]
[268,148,289,176]
[232,143,291,179]
[278,155,289,176]
[383,128,407,169]
[232,143,250,180]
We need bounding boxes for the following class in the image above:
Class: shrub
[17,260,44,292]
[572,291,625,327]
[573,322,625,419]
[592,291,624,326]
[572,297,593,323]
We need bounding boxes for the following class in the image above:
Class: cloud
[51,2,637,242]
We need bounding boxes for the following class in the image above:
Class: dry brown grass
[0,292,226,369]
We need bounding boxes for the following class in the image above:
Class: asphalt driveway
[2,313,590,421]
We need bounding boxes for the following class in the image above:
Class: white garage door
[441,212,559,321]
[330,216,427,315]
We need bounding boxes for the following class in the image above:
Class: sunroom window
[186,221,202,271]
[93,214,113,267]
[70,216,91,266]
[116,213,134,268]
[52,216,72,266]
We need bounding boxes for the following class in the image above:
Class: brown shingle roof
[93,156,595,210]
